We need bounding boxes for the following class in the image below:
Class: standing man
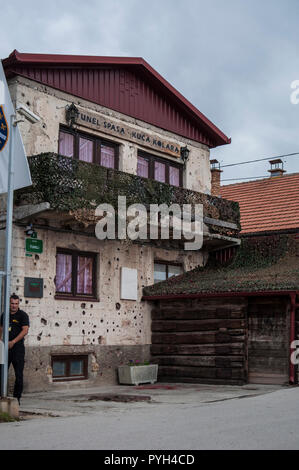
[0,294,29,404]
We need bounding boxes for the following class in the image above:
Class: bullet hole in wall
[116,303,121,310]
[68,321,72,327]
[81,303,86,309]
[55,323,59,327]
[41,318,47,325]
[82,311,86,315]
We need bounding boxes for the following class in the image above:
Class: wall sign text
[77,111,181,158]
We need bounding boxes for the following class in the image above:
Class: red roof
[2,50,230,149]
[220,173,299,234]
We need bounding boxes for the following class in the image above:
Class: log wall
[151,297,248,385]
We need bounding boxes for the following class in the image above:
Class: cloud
[1,0,299,180]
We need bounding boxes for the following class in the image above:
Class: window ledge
[54,295,99,302]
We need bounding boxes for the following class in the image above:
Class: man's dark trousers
[8,344,25,400]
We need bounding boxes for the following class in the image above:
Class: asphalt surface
[17,382,282,417]
[0,383,298,450]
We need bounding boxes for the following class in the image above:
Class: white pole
[0,113,15,398]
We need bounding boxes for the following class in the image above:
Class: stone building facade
[0,51,239,391]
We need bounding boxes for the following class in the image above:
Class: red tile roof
[220,173,299,234]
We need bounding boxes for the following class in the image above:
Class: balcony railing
[15,153,240,235]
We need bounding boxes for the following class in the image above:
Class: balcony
[12,153,240,250]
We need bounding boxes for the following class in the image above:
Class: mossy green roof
[143,234,299,297]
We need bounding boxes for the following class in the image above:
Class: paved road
[0,386,299,450]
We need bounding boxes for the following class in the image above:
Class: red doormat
[134,385,179,390]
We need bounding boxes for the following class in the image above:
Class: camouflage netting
[14,153,240,234]
[143,233,299,296]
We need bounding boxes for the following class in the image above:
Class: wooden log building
[143,233,299,385]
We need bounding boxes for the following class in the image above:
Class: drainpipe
[289,292,298,384]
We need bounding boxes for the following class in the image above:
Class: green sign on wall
[25,238,43,254]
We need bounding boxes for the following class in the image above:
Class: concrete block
[0,397,19,419]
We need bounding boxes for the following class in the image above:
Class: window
[137,151,182,187]
[55,249,97,300]
[52,355,88,381]
[58,127,118,169]
[154,262,183,284]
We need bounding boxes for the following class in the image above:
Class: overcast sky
[2,0,299,183]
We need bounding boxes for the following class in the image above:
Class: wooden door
[247,297,289,384]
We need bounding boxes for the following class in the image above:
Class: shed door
[247,297,289,385]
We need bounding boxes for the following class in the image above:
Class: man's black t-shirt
[0,309,30,346]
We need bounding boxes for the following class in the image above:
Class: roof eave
[142,289,298,301]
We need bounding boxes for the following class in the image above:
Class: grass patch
[0,411,18,423]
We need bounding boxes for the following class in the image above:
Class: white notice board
[120,267,138,300]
